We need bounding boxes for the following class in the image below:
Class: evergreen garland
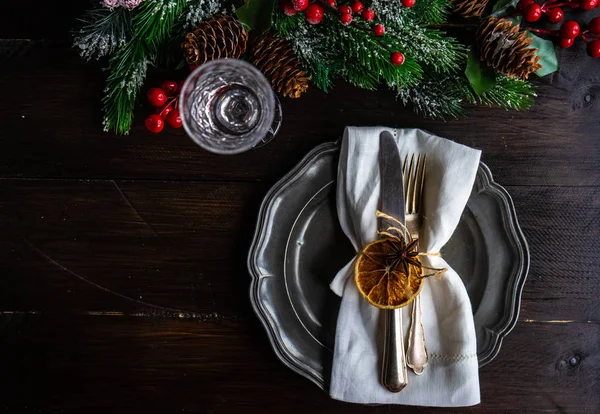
[74,0,541,134]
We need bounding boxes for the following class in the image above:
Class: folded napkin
[329,127,481,406]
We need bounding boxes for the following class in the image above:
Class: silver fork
[404,154,429,375]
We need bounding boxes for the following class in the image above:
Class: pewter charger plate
[248,142,529,390]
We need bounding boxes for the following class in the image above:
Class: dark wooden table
[1,3,599,413]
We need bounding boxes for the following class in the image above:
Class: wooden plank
[1,45,599,186]
[0,179,267,316]
[0,3,87,40]
[511,185,600,322]
[0,314,597,413]
[1,180,598,323]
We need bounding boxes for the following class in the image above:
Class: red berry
[587,39,600,57]
[559,36,575,48]
[326,0,337,7]
[546,7,563,23]
[402,0,416,7]
[560,20,580,38]
[524,3,543,22]
[373,23,385,36]
[362,8,375,21]
[517,0,534,11]
[567,0,579,7]
[390,52,405,66]
[291,0,308,11]
[145,114,164,133]
[147,88,167,107]
[580,0,597,9]
[281,1,297,15]
[165,109,183,128]
[545,7,564,23]
[340,12,352,25]
[590,17,600,34]
[338,5,352,14]
[305,4,324,24]
[160,80,179,97]
[351,1,363,13]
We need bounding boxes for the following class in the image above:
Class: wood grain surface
[1,2,599,413]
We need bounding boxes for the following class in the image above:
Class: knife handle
[381,309,408,392]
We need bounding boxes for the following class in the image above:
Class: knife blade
[378,131,408,393]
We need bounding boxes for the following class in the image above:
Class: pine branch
[395,73,465,119]
[407,0,452,24]
[466,75,536,110]
[103,40,148,134]
[186,0,230,27]
[133,0,189,53]
[73,6,132,61]
[273,13,339,91]
[370,0,411,26]
[342,21,422,88]
[383,24,465,74]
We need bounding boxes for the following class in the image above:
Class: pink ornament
[120,0,144,9]
[100,0,120,8]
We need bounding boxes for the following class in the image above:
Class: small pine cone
[476,17,542,80]
[120,0,144,9]
[249,31,309,99]
[100,0,120,8]
[453,0,491,18]
[182,15,248,67]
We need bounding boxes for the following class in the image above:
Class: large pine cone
[249,31,309,99]
[476,17,542,79]
[453,0,491,18]
[183,14,248,67]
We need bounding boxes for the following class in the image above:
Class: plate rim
[474,163,531,366]
[248,141,530,389]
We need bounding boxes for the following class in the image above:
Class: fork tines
[403,154,426,216]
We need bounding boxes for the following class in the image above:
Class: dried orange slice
[354,238,424,309]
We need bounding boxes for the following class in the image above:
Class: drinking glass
[179,59,281,155]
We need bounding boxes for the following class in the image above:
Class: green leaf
[490,0,519,17]
[527,32,559,77]
[236,0,276,31]
[506,16,522,26]
[465,49,497,94]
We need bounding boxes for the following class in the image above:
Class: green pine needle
[103,40,147,134]
[395,74,465,120]
[407,0,452,24]
[467,75,536,110]
[73,6,132,61]
[133,0,188,53]
[342,22,423,88]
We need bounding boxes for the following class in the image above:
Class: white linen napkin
[329,127,481,406]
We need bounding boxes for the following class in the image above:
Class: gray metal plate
[248,142,529,390]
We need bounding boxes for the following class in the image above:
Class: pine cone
[476,17,542,80]
[453,0,491,18]
[249,31,309,99]
[182,14,248,67]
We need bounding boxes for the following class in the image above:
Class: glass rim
[179,58,275,155]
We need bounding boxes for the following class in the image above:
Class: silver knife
[378,131,408,393]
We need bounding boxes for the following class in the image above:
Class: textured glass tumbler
[179,59,280,155]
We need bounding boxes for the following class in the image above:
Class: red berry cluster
[145,80,183,134]
[280,0,411,65]
[528,17,600,57]
[519,0,599,23]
